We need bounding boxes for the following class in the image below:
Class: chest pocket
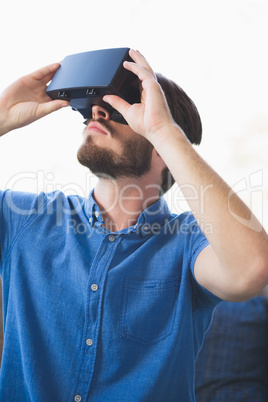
[121,278,180,345]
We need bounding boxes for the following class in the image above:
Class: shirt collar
[84,189,172,236]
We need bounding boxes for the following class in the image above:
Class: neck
[93,176,160,231]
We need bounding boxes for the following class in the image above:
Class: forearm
[150,124,268,287]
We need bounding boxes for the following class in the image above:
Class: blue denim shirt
[0,190,221,401]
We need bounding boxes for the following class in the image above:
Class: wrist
[148,122,187,149]
[0,98,11,136]
[0,118,11,137]
[0,119,10,137]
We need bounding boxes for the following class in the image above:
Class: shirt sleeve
[0,190,47,264]
[182,211,222,306]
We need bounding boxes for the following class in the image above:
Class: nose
[92,105,111,121]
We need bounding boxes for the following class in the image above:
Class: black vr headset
[46,47,140,125]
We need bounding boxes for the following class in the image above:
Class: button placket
[75,232,120,398]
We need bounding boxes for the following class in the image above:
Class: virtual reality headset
[46,47,140,125]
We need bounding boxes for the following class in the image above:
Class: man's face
[77,107,154,180]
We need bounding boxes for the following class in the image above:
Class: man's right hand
[0,63,69,136]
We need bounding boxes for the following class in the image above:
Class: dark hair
[156,73,202,193]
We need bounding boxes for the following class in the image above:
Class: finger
[37,99,69,118]
[129,49,156,78]
[103,95,131,117]
[31,63,61,83]
[123,60,155,85]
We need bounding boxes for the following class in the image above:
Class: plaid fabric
[195,296,268,402]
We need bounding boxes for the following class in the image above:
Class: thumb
[37,100,69,119]
[103,95,130,118]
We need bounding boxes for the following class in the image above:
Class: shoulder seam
[0,193,52,267]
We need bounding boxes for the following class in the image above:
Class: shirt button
[86,338,93,346]
[108,235,115,242]
[89,217,93,224]
[91,284,98,292]
[95,211,100,218]
[74,395,82,402]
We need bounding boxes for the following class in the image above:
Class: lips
[86,121,109,135]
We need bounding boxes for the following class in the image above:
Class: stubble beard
[77,120,154,180]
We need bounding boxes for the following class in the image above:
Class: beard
[77,120,154,179]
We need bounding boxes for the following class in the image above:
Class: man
[0,49,267,401]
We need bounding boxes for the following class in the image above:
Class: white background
[0,0,267,229]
